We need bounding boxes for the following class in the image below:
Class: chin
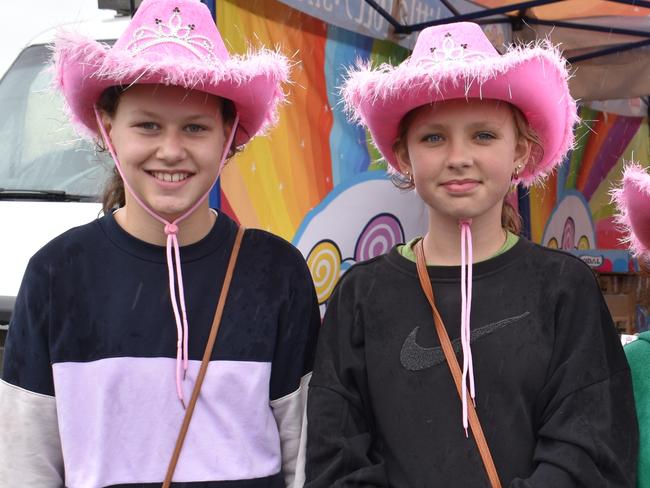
[149,200,195,220]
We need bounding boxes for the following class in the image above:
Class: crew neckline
[384,236,532,281]
[98,209,238,264]
[398,231,519,264]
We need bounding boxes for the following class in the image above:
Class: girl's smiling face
[395,98,531,227]
[101,84,231,221]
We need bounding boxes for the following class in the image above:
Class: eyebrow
[128,110,216,121]
[418,120,505,131]
[129,109,161,118]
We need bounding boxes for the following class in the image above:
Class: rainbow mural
[216,0,408,240]
[530,106,650,272]
[214,0,431,299]
[216,0,650,279]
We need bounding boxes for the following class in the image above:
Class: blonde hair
[391,101,544,235]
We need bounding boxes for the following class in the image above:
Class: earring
[405,171,414,184]
[512,164,523,182]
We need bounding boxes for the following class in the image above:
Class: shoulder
[328,252,393,303]
[243,228,305,263]
[625,332,650,360]
[27,217,104,271]
[523,241,598,287]
[241,228,313,286]
[342,252,392,281]
[244,227,301,256]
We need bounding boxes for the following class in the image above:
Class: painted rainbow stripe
[216,0,406,242]
[216,1,649,254]
[530,106,649,249]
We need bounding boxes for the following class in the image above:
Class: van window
[0,44,112,200]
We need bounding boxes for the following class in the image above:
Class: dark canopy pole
[568,37,650,63]
[202,0,222,210]
[363,0,650,35]
[524,17,650,39]
[364,0,562,34]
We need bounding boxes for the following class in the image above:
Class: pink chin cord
[459,218,475,437]
[94,107,239,409]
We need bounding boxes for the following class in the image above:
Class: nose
[156,129,187,163]
[446,136,472,170]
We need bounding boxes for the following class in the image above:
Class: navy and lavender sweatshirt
[306,238,638,487]
[1,211,320,487]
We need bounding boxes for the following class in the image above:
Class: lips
[441,179,480,193]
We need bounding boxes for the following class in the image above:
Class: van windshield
[0,44,112,200]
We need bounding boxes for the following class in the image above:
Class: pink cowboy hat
[53,0,290,146]
[342,22,579,186]
[612,163,650,262]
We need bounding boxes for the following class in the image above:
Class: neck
[114,201,216,246]
[423,208,507,266]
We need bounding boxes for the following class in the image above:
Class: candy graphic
[307,239,342,304]
[355,213,405,262]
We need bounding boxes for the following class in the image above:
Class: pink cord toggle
[459,218,475,437]
[94,107,240,409]
[164,223,179,235]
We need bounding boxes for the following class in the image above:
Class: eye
[185,124,208,133]
[136,122,159,131]
[475,131,496,141]
[422,133,443,143]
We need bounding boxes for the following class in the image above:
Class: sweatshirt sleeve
[305,270,389,487]
[510,261,638,488]
[269,256,321,488]
[624,335,650,488]
[0,258,65,486]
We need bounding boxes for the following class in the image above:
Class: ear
[514,135,532,170]
[98,111,113,136]
[223,118,235,143]
[393,138,412,175]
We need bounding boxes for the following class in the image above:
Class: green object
[398,231,519,264]
[625,331,650,488]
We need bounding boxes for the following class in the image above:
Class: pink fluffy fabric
[343,41,570,114]
[342,39,579,187]
[51,29,291,144]
[612,163,650,260]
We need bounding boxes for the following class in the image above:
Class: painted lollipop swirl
[355,213,405,262]
[307,239,342,304]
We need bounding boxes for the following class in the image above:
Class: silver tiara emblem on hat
[418,32,486,67]
[126,6,217,64]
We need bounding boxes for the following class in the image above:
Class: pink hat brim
[343,42,578,186]
[612,163,650,260]
[53,30,290,146]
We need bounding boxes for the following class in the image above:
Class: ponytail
[501,198,522,235]
[102,167,126,214]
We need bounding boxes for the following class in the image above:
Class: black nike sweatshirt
[305,238,638,487]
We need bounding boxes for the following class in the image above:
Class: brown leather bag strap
[163,225,246,487]
[414,239,502,488]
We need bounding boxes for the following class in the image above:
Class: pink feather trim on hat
[612,163,650,261]
[51,0,291,146]
[342,22,579,187]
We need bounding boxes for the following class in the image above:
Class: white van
[0,8,130,361]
